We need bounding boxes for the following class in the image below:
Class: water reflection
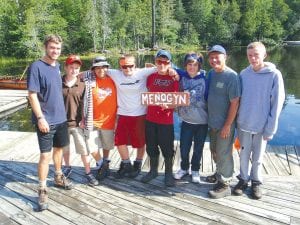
[1,46,300,145]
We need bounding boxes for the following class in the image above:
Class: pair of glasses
[184,53,203,64]
[121,65,135,69]
[156,59,170,65]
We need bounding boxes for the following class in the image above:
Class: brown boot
[38,187,48,211]
[54,174,73,190]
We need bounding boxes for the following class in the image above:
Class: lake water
[1,46,300,145]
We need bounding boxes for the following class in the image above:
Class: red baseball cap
[65,55,82,66]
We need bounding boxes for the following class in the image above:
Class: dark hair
[184,52,203,69]
[43,34,62,47]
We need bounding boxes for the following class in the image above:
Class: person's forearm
[28,91,43,118]
[224,97,239,127]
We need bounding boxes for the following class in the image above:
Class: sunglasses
[121,65,135,69]
[184,53,203,64]
[156,59,170,65]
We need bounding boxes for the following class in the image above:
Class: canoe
[283,41,300,45]
[0,78,27,90]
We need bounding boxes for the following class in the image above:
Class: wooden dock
[0,131,299,225]
[0,90,28,119]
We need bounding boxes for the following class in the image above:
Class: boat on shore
[0,77,27,90]
[283,41,300,45]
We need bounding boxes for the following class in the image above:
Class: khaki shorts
[64,127,115,155]
[93,129,115,150]
[63,127,93,155]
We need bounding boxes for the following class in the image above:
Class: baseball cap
[156,49,172,60]
[208,45,226,55]
[65,55,82,65]
[91,56,110,69]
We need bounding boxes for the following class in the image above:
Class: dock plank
[0,131,299,225]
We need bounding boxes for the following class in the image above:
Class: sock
[55,170,63,176]
[122,159,131,163]
[103,157,109,161]
[135,159,143,163]
[96,158,103,167]
[39,180,47,189]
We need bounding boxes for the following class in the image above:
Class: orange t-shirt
[92,76,117,129]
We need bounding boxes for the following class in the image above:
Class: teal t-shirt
[207,67,241,129]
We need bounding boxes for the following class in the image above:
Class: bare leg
[136,145,145,160]
[91,150,102,162]
[103,149,110,159]
[81,154,91,174]
[38,152,52,181]
[52,147,63,172]
[63,150,70,167]
[117,145,129,160]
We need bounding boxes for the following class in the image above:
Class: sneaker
[54,174,73,190]
[86,173,99,186]
[205,173,217,183]
[174,169,188,180]
[96,160,110,181]
[251,181,262,200]
[233,178,248,196]
[92,160,103,171]
[62,166,72,178]
[208,182,231,199]
[191,171,201,183]
[114,162,133,179]
[38,187,48,211]
[129,161,142,178]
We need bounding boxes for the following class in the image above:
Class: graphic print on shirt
[153,79,173,87]
[181,79,205,114]
[120,80,140,85]
[98,87,113,100]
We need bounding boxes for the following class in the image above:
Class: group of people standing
[27,34,285,212]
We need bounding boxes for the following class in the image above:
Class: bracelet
[37,116,44,120]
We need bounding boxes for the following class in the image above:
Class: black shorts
[36,121,69,153]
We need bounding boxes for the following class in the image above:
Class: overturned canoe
[0,78,27,90]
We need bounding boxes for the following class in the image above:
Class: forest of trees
[0,0,299,57]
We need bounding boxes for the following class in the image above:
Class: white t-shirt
[107,68,156,116]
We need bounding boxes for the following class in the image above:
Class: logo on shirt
[153,79,172,86]
[120,80,140,85]
[98,88,112,99]
[216,82,224,88]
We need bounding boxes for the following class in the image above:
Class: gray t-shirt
[207,66,241,129]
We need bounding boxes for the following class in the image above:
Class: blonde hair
[119,54,136,66]
[247,41,266,54]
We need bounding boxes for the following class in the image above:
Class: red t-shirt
[146,72,179,124]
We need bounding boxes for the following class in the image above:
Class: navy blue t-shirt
[27,60,66,125]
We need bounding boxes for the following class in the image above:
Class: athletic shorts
[114,115,146,148]
[37,121,69,153]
